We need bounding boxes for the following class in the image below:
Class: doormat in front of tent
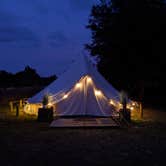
[50,118,119,128]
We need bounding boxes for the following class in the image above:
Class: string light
[132,102,136,106]
[48,103,52,106]
[94,89,102,96]
[119,103,122,108]
[75,82,82,89]
[63,94,68,99]
[87,76,92,83]
[130,107,134,110]
[109,100,114,105]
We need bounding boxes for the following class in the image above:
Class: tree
[86,0,166,103]
[0,70,13,87]
[0,66,57,88]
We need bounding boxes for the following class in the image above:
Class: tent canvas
[28,55,121,117]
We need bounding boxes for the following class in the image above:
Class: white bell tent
[26,55,123,117]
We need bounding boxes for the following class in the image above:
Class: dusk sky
[0,0,98,76]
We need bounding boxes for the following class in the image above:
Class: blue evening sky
[0,0,98,76]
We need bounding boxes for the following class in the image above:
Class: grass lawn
[0,105,166,166]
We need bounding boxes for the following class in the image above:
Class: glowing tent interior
[25,55,132,117]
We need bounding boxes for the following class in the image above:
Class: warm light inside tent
[130,106,134,110]
[132,102,136,106]
[94,89,102,96]
[48,103,53,107]
[63,94,68,99]
[119,103,122,108]
[75,82,82,89]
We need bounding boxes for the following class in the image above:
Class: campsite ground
[0,105,166,166]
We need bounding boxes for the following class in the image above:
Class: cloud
[69,0,95,12]
[0,11,18,25]
[0,0,96,75]
[23,0,49,15]
[0,26,38,42]
[48,31,68,47]
[0,11,40,46]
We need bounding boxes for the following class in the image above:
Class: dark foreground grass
[0,108,166,166]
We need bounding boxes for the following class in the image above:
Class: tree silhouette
[86,0,166,103]
[0,66,56,88]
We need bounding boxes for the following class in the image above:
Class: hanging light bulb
[127,105,130,109]
[130,107,134,110]
[119,103,122,108]
[109,100,114,105]
[87,76,92,83]
[75,82,82,89]
[63,94,68,99]
[132,102,136,106]
[48,103,52,106]
[94,89,102,96]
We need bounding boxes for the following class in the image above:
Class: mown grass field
[0,105,166,166]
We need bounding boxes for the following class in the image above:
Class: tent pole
[9,101,14,112]
[140,102,143,118]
